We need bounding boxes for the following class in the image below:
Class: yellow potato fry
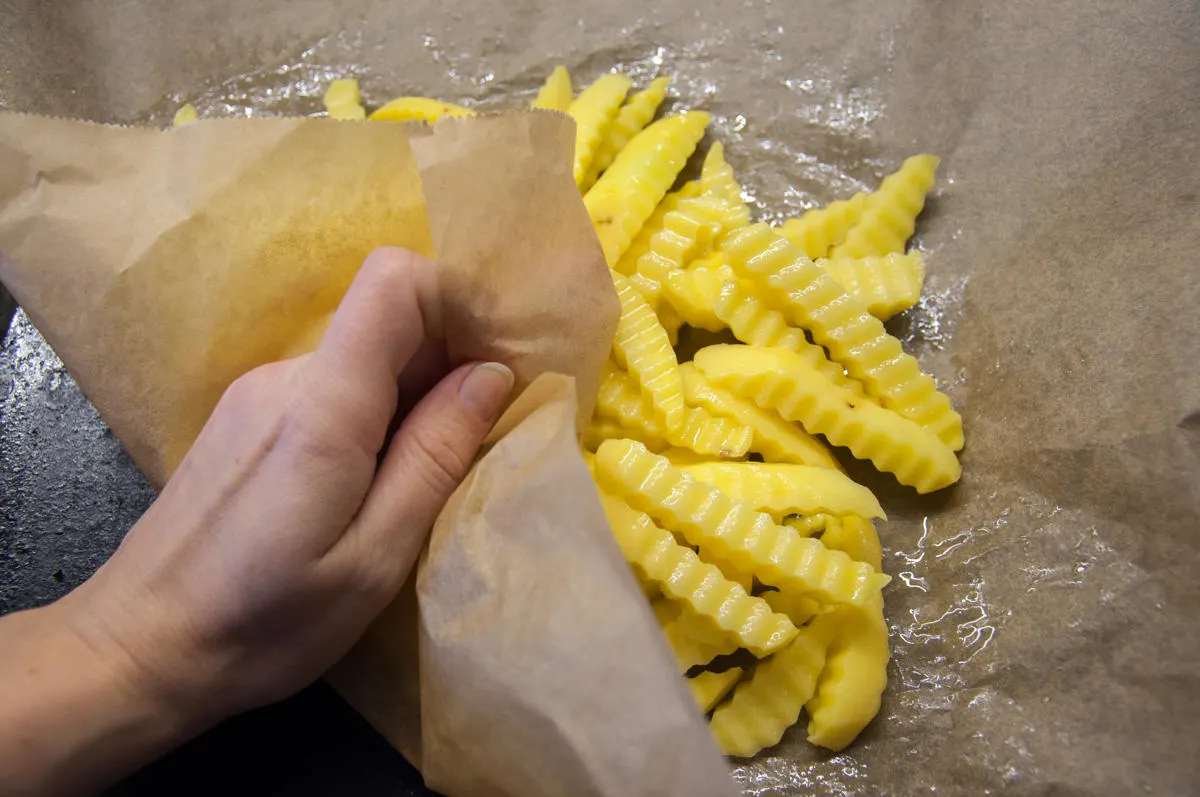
[819,515,884,572]
[689,668,744,714]
[711,276,865,394]
[584,76,670,189]
[805,594,890,751]
[662,264,734,332]
[677,462,885,521]
[595,363,752,458]
[614,182,701,276]
[656,300,686,346]
[585,112,710,264]
[699,142,752,230]
[654,599,738,671]
[172,103,198,126]
[709,621,835,757]
[599,492,798,656]
[659,447,716,465]
[721,224,964,450]
[762,589,823,626]
[610,273,685,433]
[323,78,366,120]
[679,363,841,470]
[635,196,727,299]
[532,65,573,111]
[694,345,962,493]
[369,96,474,122]
[582,418,668,453]
[568,73,633,188]
[712,556,755,593]
[594,439,888,606]
[819,253,926,320]
[638,576,661,600]
[783,513,834,537]
[778,193,868,259]
[832,155,939,258]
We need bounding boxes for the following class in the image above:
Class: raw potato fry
[832,155,940,258]
[819,515,884,572]
[699,143,752,230]
[778,193,868,259]
[614,182,701,276]
[762,589,823,626]
[662,264,734,332]
[368,96,474,122]
[783,513,834,537]
[712,556,755,593]
[721,223,964,450]
[172,103,198,126]
[568,73,634,188]
[656,300,686,346]
[635,196,727,300]
[599,492,798,656]
[582,418,667,453]
[712,276,866,394]
[610,273,686,434]
[677,462,885,522]
[532,65,573,111]
[689,668,744,714]
[595,362,753,457]
[323,78,366,120]
[654,599,739,671]
[585,112,710,264]
[694,345,962,493]
[805,594,890,751]
[594,439,889,606]
[679,363,841,470]
[709,621,835,757]
[660,447,719,466]
[819,253,926,320]
[584,76,670,189]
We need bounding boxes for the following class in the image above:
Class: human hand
[0,247,513,794]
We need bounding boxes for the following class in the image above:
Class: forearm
[0,597,200,796]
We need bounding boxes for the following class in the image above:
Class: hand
[0,247,514,795]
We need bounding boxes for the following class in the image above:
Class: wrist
[56,575,228,739]
[0,601,202,795]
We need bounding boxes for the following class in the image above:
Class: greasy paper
[2,0,1199,795]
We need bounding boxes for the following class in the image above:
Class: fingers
[305,247,442,455]
[337,361,514,583]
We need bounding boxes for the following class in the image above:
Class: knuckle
[406,423,472,497]
[353,556,399,601]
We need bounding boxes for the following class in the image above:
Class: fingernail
[458,362,514,422]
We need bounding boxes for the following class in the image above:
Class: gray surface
[0,308,154,613]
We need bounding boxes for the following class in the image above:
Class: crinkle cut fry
[598,491,797,656]
[721,223,964,450]
[693,344,962,493]
[585,112,710,264]
[709,620,835,757]
[593,438,888,606]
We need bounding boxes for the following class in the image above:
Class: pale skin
[0,247,514,796]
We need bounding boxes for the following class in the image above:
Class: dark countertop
[1,307,434,796]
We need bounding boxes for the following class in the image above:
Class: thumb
[338,361,514,580]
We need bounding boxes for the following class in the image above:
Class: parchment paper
[0,106,742,796]
[2,0,1199,795]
